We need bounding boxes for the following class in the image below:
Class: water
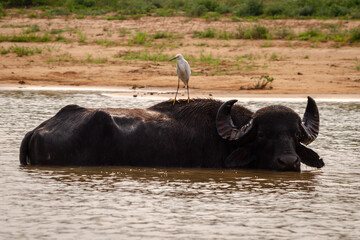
[0,90,359,240]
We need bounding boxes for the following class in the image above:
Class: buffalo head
[216,97,324,171]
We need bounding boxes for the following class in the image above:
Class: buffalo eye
[294,130,301,139]
[257,131,266,141]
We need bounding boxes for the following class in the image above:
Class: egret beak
[169,57,177,61]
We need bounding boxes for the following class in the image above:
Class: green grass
[261,42,273,47]
[0,34,51,42]
[0,45,42,56]
[46,53,73,63]
[193,28,217,38]
[49,29,65,34]
[85,54,108,64]
[355,63,360,71]
[1,24,30,28]
[269,53,278,61]
[128,32,151,45]
[77,31,87,43]
[24,24,40,34]
[198,52,221,65]
[115,51,170,62]
[119,28,129,37]
[153,31,173,39]
[94,39,117,47]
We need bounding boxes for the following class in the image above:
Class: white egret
[169,53,192,104]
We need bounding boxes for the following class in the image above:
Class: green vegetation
[250,75,275,90]
[46,53,73,63]
[114,50,170,62]
[355,62,360,70]
[24,24,40,34]
[94,39,117,47]
[77,30,87,43]
[85,54,107,64]
[0,45,42,56]
[1,24,30,28]
[1,0,359,19]
[0,34,51,42]
[153,31,173,39]
[193,25,360,43]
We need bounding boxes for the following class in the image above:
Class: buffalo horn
[216,100,253,141]
[300,96,320,145]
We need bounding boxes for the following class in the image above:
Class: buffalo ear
[224,148,253,168]
[297,144,324,168]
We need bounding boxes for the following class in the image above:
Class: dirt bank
[0,16,359,97]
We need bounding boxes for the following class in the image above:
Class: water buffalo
[19,97,324,171]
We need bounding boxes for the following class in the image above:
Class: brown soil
[0,16,359,98]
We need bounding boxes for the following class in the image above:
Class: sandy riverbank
[0,16,359,97]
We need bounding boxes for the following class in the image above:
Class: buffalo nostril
[278,155,300,170]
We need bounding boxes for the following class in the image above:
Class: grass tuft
[0,45,42,57]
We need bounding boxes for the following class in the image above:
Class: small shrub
[299,5,314,16]
[25,24,40,34]
[187,3,208,17]
[201,12,221,21]
[129,32,150,45]
[77,31,87,43]
[298,28,321,40]
[264,2,285,16]
[153,32,173,39]
[0,3,5,17]
[0,47,10,55]
[350,26,360,42]
[236,24,270,40]
[250,75,274,90]
[193,28,216,38]
[273,27,295,40]
[269,53,278,61]
[330,4,350,17]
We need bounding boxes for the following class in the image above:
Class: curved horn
[216,100,253,141]
[300,96,320,145]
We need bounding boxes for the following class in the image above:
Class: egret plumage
[169,53,192,104]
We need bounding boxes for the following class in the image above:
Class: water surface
[0,90,359,239]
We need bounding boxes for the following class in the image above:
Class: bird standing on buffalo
[169,53,192,104]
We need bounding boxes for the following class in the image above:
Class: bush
[236,24,270,40]
[187,2,208,17]
[330,4,350,17]
[299,5,314,16]
[350,26,360,42]
[236,0,264,17]
[273,27,295,40]
[264,2,285,16]
[0,3,5,17]
[193,28,216,38]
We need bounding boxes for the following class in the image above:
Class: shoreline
[1,84,359,101]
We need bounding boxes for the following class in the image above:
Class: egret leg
[173,78,180,105]
[186,84,194,103]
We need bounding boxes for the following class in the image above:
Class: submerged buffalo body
[19,98,324,171]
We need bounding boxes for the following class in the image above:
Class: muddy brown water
[0,90,359,239]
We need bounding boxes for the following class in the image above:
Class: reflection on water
[1,90,360,239]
